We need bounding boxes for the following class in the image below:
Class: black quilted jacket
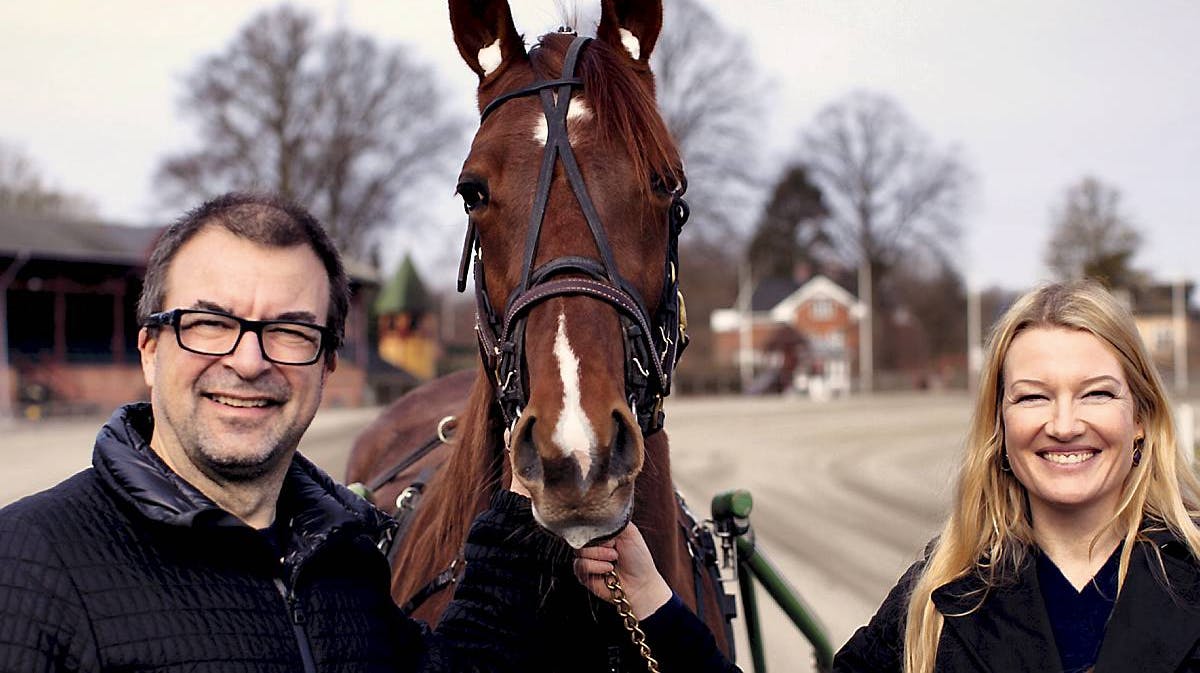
[0,403,549,673]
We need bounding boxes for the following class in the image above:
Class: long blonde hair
[903,280,1200,673]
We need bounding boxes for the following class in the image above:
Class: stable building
[0,214,377,419]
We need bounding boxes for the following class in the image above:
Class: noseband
[456,34,689,437]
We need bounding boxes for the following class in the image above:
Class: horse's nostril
[513,418,542,482]
[608,411,638,478]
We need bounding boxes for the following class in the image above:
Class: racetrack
[1,393,973,671]
[664,392,968,671]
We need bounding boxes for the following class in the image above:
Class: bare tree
[0,141,95,218]
[155,6,464,258]
[800,91,970,386]
[1045,176,1142,288]
[652,0,765,238]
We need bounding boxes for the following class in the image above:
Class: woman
[835,280,1200,673]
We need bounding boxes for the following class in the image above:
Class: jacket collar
[1092,529,1200,672]
[92,403,392,547]
[932,554,1061,673]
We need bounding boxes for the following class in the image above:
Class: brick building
[710,274,863,396]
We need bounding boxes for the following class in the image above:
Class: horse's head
[449,0,688,549]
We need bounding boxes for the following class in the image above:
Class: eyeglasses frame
[142,308,334,366]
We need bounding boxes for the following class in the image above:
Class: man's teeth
[211,394,271,408]
[1043,451,1096,465]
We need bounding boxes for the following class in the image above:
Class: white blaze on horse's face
[533,99,591,146]
[478,39,503,76]
[551,311,597,478]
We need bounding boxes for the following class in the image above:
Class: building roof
[750,277,801,312]
[769,274,861,322]
[374,253,431,314]
[0,212,379,284]
[1128,281,1195,316]
[0,212,160,266]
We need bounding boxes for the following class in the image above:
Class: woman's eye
[1085,390,1116,400]
[1015,394,1046,404]
[456,181,489,213]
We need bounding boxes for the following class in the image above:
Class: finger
[576,546,618,562]
[508,475,532,498]
[574,557,615,577]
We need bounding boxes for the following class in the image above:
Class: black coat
[835,532,1200,673]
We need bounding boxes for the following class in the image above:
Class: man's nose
[224,330,272,378]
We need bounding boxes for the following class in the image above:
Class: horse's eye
[456,179,489,214]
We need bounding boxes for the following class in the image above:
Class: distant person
[0,192,733,672]
[834,280,1200,673]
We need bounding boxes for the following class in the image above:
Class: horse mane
[530,32,683,194]
[390,370,504,605]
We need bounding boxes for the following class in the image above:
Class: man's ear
[138,327,158,389]
[323,352,338,381]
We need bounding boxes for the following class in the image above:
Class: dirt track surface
[1,394,972,671]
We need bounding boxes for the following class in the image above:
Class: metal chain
[604,570,662,673]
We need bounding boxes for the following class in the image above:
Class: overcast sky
[1,1,1197,293]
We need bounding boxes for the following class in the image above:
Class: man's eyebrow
[187,301,319,324]
[190,300,232,314]
[274,311,320,324]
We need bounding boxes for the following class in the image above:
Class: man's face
[139,225,335,484]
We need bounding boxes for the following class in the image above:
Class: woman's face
[1000,327,1143,525]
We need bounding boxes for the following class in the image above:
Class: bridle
[456,33,690,438]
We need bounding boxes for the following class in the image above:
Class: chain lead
[604,570,662,673]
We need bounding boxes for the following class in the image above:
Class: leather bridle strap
[498,277,667,391]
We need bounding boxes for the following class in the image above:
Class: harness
[456,33,690,437]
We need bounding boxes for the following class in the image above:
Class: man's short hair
[137,192,350,364]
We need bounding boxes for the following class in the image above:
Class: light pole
[967,276,982,393]
[738,254,754,393]
[1174,275,1189,394]
[0,251,30,423]
[857,259,873,394]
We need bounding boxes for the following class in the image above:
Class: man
[0,193,539,672]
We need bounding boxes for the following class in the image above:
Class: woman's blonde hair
[903,279,1200,673]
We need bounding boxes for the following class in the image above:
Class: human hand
[508,473,532,498]
[573,523,672,619]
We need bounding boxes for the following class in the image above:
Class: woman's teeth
[1042,451,1096,465]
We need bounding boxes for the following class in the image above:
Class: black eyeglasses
[143,308,333,366]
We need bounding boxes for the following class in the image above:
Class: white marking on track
[552,312,596,476]
[533,99,591,146]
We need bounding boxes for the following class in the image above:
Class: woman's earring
[1132,437,1144,467]
[1000,450,1012,472]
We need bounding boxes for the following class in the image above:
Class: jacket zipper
[274,577,317,673]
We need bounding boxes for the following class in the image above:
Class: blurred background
[1,1,1198,669]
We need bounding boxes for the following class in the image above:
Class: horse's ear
[448,0,526,80]
[597,0,662,64]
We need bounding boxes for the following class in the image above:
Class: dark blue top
[1038,545,1121,673]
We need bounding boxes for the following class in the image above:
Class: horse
[345,0,734,667]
